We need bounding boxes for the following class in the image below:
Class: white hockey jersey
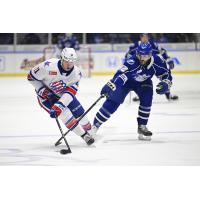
[28,58,82,106]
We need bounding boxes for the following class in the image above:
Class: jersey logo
[49,71,57,75]
[33,67,39,74]
[44,61,51,66]
[127,59,135,65]
[134,74,151,82]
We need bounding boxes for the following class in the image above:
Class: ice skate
[168,94,179,101]
[88,125,99,135]
[132,96,140,102]
[81,132,95,145]
[165,93,179,101]
[87,125,103,141]
[138,125,152,141]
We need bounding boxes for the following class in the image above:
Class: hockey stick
[48,97,72,154]
[54,94,105,147]
[54,117,72,154]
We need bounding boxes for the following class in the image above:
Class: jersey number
[33,67,40,74]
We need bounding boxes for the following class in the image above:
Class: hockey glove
[156,80,171,95]
[49,80,67,95]
[167,58,175,70]
[50,101,66,118]
[100,81,116,97]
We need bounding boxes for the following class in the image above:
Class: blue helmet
[137,42,152,56]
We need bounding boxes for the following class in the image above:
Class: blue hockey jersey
[57,35,80,50]
[112,54,172,88]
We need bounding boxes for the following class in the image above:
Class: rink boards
[0,50,200,76]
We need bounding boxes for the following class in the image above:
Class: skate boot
[169,94,179,100]
[88,125,99,135]
[87,125,102,141]
[81,132,95,145]
[132,96,140,102]
[165,93,179,101]
[138,125,152,141]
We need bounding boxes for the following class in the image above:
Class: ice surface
[0,75,200,165]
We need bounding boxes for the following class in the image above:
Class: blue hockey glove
[167,59,174,70]
[101,81,116,97]
[156,80,171,95]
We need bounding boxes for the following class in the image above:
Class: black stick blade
[60,149,72,155]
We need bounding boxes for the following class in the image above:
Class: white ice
[0,74,200,165]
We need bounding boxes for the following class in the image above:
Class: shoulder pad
[154,54,165,64]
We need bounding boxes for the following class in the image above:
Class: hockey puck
[60,149,71,155]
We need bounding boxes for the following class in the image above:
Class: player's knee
[138,84,153,107]
[103,99,120,114]
[68,97,85,118]
[141,84,153,93]
[140,84,153,98]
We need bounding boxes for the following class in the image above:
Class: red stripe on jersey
[66,118,77,129]
[27,73,34,81]
[51,81,61,87]
[66,87,77,96]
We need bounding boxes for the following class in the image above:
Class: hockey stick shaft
[47,95,72,152]
[55,94,105,146]
[55,117,72,153]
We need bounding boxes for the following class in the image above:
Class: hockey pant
[93,80,153,127]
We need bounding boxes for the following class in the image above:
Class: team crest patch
[127,59,135,65]
[49,71,57,75]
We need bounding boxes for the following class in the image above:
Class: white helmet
[61,47,77,62]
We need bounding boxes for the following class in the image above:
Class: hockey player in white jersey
[27,47,94,145]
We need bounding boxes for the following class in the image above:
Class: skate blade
[86,138,95,146]
[138,134,151,141]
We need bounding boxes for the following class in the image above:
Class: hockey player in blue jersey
[91,42,172,141]
[57,33,80,51]
[126,33,178,101]
[55,33,80,58]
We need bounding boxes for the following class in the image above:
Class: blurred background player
[55,33,80,58]
[126,33,178,101]
[27,47,94,145]
[91,42,172,141]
